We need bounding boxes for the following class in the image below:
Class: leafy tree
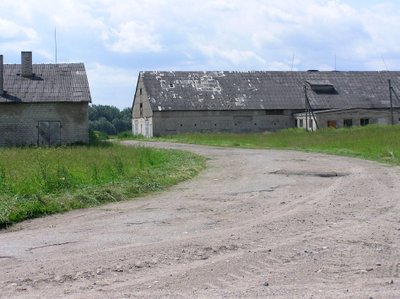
[90,105,120,122]
[89,105,132,135]
[90,117,116,135]
[112,118,129,132]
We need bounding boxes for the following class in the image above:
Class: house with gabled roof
[0,51,92,146]
[131,71,400,137]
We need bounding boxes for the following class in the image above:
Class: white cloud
[0,18,39,41]
[87,63,136,87]
[0,17,40,54]
[359,4,400,53]
[195,43,266,68]
[104,21,163,54]
[1,0,400,107]
[267,61,294,71]
[0,18,24,38]
[3,0,396,67]
[86,63,138,108]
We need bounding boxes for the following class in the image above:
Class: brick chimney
[0,55,3,95]
[21,51,32,78]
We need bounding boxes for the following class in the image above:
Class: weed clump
[0,144,205,227]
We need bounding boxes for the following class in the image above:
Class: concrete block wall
[0,102,89,146]
[316,110,399,128]
[152,110,293,136]
[295,109,399,130]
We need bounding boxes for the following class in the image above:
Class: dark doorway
[360,118,369,126]
[38,121,61,146]
[343,119,353,128]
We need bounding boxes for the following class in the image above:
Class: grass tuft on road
[0,143,205,228]
[157,125,400,165]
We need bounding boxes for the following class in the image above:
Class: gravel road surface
[0,141,399,298]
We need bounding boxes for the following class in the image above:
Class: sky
[0,0,399,109]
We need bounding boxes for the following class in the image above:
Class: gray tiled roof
[0,63,91,103]
[140,71,400,111]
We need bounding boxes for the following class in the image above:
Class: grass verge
[0,143,205,228]
[157,125,400,165]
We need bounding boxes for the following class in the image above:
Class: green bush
[117,131,134,140]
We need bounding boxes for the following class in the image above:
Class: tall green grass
[159,125,400,165]
[0,144,205,227]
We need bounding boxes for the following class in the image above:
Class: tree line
[89,105,131,135]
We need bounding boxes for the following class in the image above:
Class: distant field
[158,125,400,165]
[0,144,205,227]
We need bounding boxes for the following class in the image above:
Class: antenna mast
[54,27,58,64]
[291,53,295,71]
[334,54,337,71]
[381,55,389,71]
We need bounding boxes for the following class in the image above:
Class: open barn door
[38,121,61,146]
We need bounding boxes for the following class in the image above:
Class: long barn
[131,71,400,137]
[0,52,91,146]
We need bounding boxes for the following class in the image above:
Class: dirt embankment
[0,142,399,298]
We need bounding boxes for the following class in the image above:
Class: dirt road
[0,142,399,298]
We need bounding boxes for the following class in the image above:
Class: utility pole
[303,85,319,131]
[389,79,394,125]
[304,85,308,131]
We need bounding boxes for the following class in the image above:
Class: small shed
[0,52,92,146]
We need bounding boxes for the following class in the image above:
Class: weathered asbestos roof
[0,63,91,103]
[140,71,400,111]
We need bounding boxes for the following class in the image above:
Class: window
[299,119,304,128]
[344,119,353,128]
[140,103,143,117]
[139,88,142,95]
[327,120,337,128]
[360,118,369,126]
[307,80,337,94]
[265,110,284,115]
